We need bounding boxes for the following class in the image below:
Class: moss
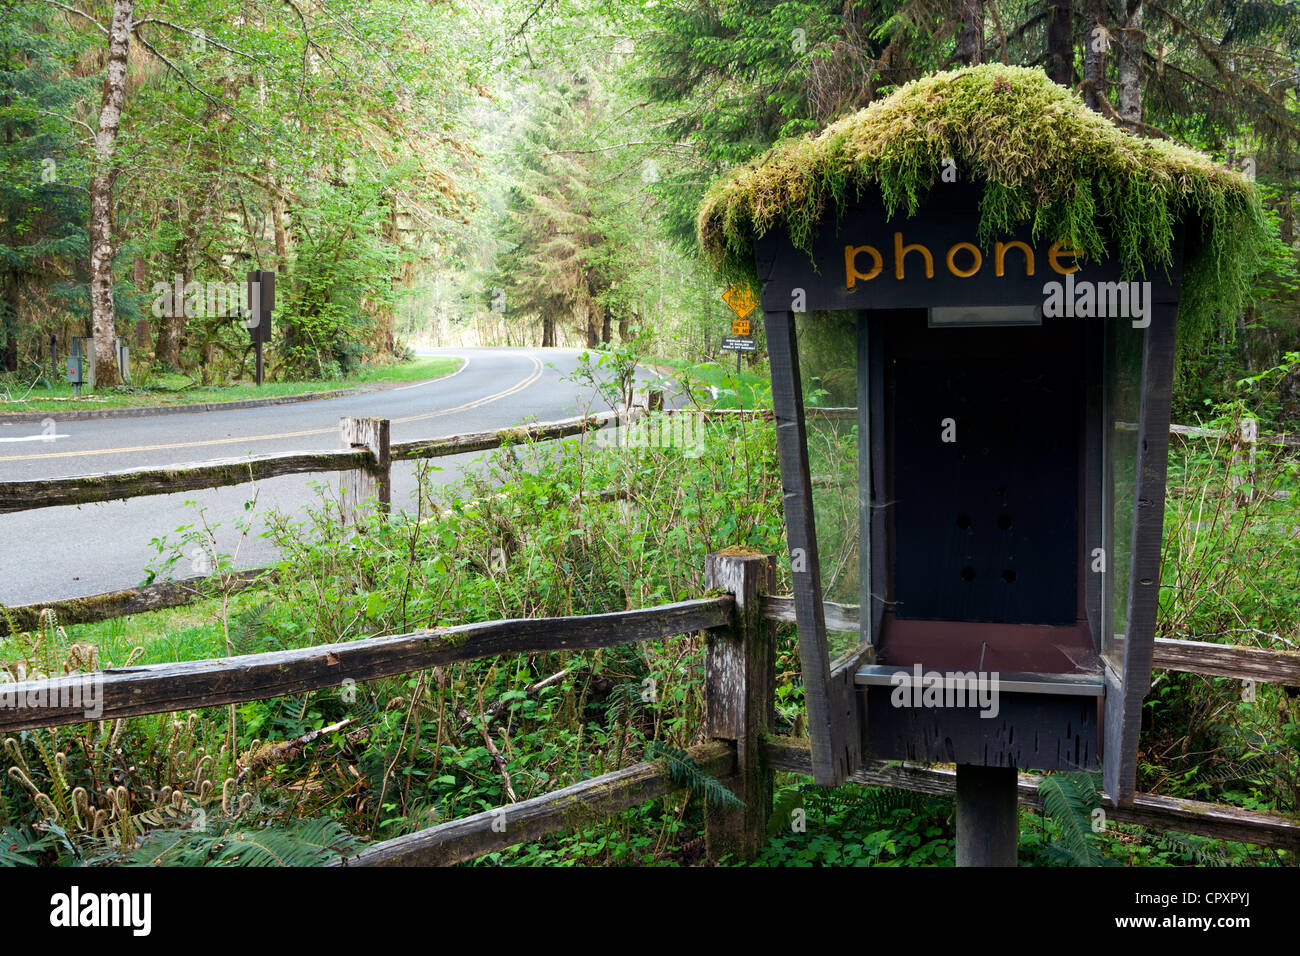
[696,65,1272,354]
[715,545,767,557]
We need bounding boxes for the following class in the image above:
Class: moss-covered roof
[697,65,1271,346]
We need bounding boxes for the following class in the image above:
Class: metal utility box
[66,336,130,388]
[68,336,94,390]
[65,350,84,387]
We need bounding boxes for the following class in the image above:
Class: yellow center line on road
[0,355,544,464]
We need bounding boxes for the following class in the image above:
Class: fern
[1150,829,1228,867]
[768,785,806,836]
[857,785,951,819]
[1199,753,1276,787]
[646,743,743,810]
[108,815,361,867]
[1038,772,1108,866]
[0,604,18,641]
[0,824,58,865]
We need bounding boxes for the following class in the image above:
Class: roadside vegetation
[0,344,1296,866]
[0,0,1297,868]
[0,355,462,415]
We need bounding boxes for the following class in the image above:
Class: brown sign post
[245,270,275,385]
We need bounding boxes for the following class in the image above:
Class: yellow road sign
[722,283,757,320]
[732,318,750,336]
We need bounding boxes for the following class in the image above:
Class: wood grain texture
[1106,303,1180,805]
[339,416,391,524]
[703,551,775,860]
[1151,638,1300,685]
[0,449,370,513]
[762,736,1300,851]
[0,598,731,733]
[389,411,623,462]
[331,742,735,866]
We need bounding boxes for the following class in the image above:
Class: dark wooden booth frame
[756,188,1184,802]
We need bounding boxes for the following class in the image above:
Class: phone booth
[697,66,1263,864]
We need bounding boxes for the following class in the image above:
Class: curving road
[0,348,658,605]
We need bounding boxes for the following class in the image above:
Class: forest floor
[0,355,463,415]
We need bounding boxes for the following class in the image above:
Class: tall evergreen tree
[0,0,91,373]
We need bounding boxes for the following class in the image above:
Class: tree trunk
[958,0,985,66]
[88,0,133,389]
[618,310,629,343]
[584,291,599,348]
[1047,0,1074,86]
[1,276,18,373]
[154,202,186,369]
[1083,0,1108,110]
[270,189,288,269]
[541,316,555,348]
[1117,0,1143,125]
[600,306,611,345]
[132,256,150,353]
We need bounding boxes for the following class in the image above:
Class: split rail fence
[0,405,1298,862]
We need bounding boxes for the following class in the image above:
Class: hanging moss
[696,65,1272,352]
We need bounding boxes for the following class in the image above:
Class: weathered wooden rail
[331,742,737,866]
[0,599,730,733]
[1,549,1297,865]
[3,569,273,632]
[0,410,627,515]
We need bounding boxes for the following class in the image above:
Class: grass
[0,355,463,415]
[647,355,770,409]
[0,589,268,669]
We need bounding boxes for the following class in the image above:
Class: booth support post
[955,764,1019,866]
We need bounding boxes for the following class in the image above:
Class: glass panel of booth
[792,305,1146,673]
[795,312,866,661]
[1104,314,1146,667]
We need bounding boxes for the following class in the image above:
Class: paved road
[0,348,656,605]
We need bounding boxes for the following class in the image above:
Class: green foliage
[646,742,742,809]
[0,0,92,367]
[104,814,360,866]
[1036,773,1111,866]
[635,0,952,247]
[0,824,58,865]
[754,782,955,866]
[275,171,405,378]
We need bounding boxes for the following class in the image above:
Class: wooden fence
[1,406,1299,862]
[1,407,634,631]
[0,409,629,515]
[0,550,1296,863]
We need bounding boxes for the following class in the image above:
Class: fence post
[703,549,775,862]
[339,417,391,527]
